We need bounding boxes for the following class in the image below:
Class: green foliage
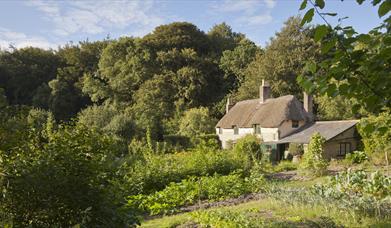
[233,134,262,163]
[273,161,299,172]
[235,16,319,101]
[0,124,134,226]
[0,87,7,108]
[288,143,304,156]
[77,104,136,141]
[345,151,368,164]
[358,111,391,164]
[300,132,328,176]
[315,94,367,120]
[0,47,61,107]
[127,172,266,215]
[298,0,391,113]
[312,169,391,217]
[219,39,260,90]
[178,107,216,137]
[120,147,250,195]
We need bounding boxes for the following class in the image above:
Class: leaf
[321,12,337,16]
[301,8,315,26]
[378,0,391,17]
[315,0,325,9]
[300,0,308,10]
[321,38,336,54]
[314,25,329,42]
[356,0,365,4]
[357,34,371,43]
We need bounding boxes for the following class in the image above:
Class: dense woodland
[0,0,390,226]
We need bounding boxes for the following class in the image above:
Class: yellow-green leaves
[314,25,329,42]
[378,0,391,17]
[301,8,314,26]
[300,0,307,10]
[315,0,325,9]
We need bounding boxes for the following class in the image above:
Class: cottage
[215,80,360,161]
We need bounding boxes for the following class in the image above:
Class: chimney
[303,92,314,121]
[226,97,233,113]
[260,79,271,103]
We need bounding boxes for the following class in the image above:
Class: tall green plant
[300,132,328,176]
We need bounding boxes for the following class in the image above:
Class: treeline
[0,17,367,145]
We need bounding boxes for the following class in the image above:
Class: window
[253,124,261,134]
[218,127,223,134]
[233,125,239,135]
[292,120,299,128]
[339,142,351,156]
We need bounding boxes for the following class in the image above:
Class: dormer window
[292,120,299,128]
[253,124,261,134]
[233,125,239,135]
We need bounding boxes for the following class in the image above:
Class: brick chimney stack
[303,92,314,121]
[226,97,233,113]
[260,80,271,103]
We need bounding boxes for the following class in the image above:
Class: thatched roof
[216,95,311,128]
[277,120,359,144]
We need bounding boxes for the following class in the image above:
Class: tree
[235,16,319,101]
[49,41,109,120]
[219,39,261,92]
[298,0,390,113]
[178,107,216,137]
[315,94,367,120]
[0,47,61,107]
[0,88,7,108]
[83,37,155,104]
[143,22,211,55]
[131,73,177,140]
[208,22,245,55]
[300,132,328,176]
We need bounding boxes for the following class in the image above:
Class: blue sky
[0,0,384,49]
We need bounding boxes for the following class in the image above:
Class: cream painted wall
[217,126,280,149]
[278,120,306,138]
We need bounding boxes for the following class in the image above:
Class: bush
[358,111,391,165]
[345,151,368,164]
[233,134,262,162]
[288,143,304,156]
[300,132,328,176]
[0,125,133,226]
[163,134,191,149]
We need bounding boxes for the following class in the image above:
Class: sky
[0,0,384,50]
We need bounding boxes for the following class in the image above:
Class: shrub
[288,143,304,156]
[163,134,191,150]
[345,151,368,164]
[358,111,391,165]
[300,132,328,176]
[178,107,217,137]
[0,125,133,227]
[233,134,262,162]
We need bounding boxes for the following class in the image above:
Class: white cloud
[264,0,276,9]
[211,0,276,26]
[26,0,164,37]
[0,27,57,50]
